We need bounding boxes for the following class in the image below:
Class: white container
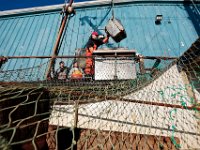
[93,49,136,80]
[105,18,127,43]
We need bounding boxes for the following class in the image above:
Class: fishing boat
[0,0,200,149]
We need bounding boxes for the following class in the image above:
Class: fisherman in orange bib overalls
[68,62,84,79]
[85,31,109,77]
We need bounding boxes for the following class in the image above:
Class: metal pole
[114,52,118,79]
[2,55,178,60]
[45,0,74,79]
[54,97,200,111]
[142,56,177,60]
[139,57,146,74]
[72,101,79,150]
[118,97,200,111]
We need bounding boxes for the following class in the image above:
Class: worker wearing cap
[85,31,109,76]
[55,61,69,80]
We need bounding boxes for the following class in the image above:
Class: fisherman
[55,61,69,80]
[0,56,8,69]
[68,62,84,79]
[85,31,109,76]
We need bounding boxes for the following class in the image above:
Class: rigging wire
[111,0,115,19]
[56,0,74,56]
[191,0,200,15]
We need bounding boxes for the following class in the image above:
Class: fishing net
[0,60,49,82]
[0,38,200,150]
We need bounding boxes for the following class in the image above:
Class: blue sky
[0,0,90,11]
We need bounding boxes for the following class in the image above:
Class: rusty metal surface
[77,129,180,150]
[46,126,180,150]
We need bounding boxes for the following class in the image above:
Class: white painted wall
[124,65,195,106]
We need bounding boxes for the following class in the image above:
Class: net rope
[0,30,200,150]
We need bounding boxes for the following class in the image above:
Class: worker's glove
[98,35,105,39]
[135,53,142,62]
[136,53,143,58]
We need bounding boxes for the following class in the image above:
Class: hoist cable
[191,0,200,15]
[111,0,115,19]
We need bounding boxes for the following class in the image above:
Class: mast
[46,0,75,79]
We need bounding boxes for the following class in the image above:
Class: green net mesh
[0,38,200,150]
